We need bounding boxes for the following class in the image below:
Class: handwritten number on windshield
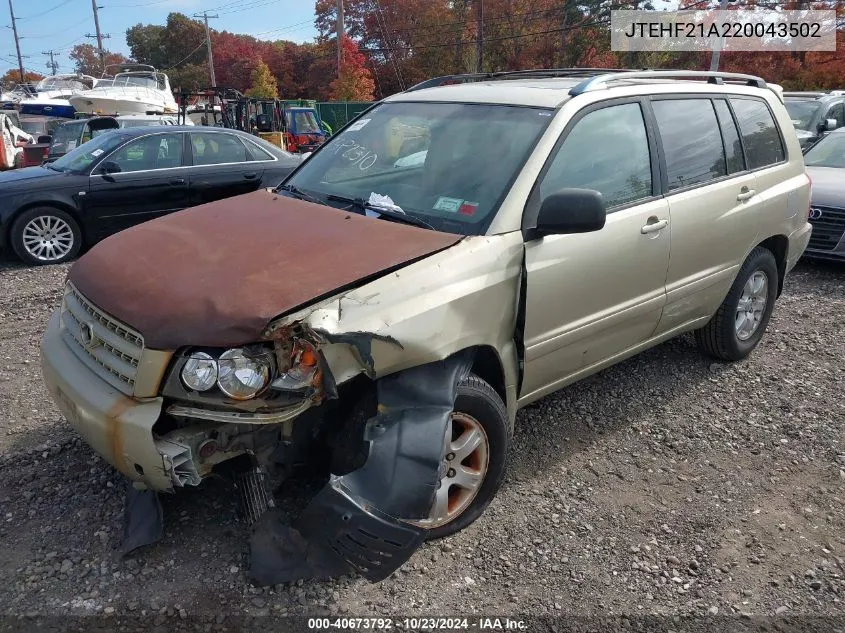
[333,139,378,171]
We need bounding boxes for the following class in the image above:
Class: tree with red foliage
[69,44,129,76]
[329,36,376,101]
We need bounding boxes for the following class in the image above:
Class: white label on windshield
[91,149,104,157]
[347,118,371,132]
[433,196,463,213]
[67,140,77,150]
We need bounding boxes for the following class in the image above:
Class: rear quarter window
[729,98,786,170]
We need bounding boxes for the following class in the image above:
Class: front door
[520,100,670,402]
[85,131,188,239]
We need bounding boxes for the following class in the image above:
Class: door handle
[243,173,258,180]
[736,189,756,202]
[641,218,669,234]
[169,178,185,185]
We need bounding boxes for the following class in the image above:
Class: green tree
[246,60,278,98]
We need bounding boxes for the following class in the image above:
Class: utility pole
[85,32,111,73]
[43,49,58,75]
[476,0,483,73]
[194,12,218,87]
[709,0,729,71]
[7,0,25,83]
[91,0,104,68]
[336,0,344,78]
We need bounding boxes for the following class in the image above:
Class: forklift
[177,88,329,153]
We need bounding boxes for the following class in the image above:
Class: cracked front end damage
[245,233,525,583]
[250,349,474,584]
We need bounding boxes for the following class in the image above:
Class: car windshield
[18,120,43,135]
[47,131,127,173]
[281,101,553,235]
[804,133,845,168]
[119,119,165,127]
[785,100,822,130]
[50,122,86,154]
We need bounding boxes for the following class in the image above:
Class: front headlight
[181,352,218,392]
[216,348,272,400]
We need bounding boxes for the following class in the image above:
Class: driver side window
[539,103,653,209]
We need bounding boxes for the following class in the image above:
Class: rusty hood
[68,189,462,350]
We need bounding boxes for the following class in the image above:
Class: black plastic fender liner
[249,347,476,584]
[120,484,164,556]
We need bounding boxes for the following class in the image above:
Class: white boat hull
[68,94,177,116]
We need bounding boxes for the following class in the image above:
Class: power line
[18,0,75,20]
[161,38,207,71]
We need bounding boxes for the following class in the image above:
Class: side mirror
[529,188,606,239]
[37,135,52,144]
[824,118,838,131]
[99,160,121,175]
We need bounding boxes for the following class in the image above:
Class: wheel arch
[756,234,789,297]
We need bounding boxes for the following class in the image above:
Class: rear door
[652,96,768,334]
[84,131,189,238]
[186,131,265,206]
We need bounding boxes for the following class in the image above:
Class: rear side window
[540,102,652,208]
[713,100,745,174]
[729,98,785,169]
[652,99,726,190]
[190,132,249,165]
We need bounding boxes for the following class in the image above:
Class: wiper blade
[277,184,326,206]
[325,194,435,230]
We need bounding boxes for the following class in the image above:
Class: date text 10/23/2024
[307,618,529,630]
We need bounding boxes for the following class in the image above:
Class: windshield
[119,119,165,128]
[282,102,552,235]
[785,100,822,130]
[291,110,321,134]
[111,73,166,90]
[804,133,845,168]
[48,131,127,173]
[19,120,44,135]
[50,121,86,155]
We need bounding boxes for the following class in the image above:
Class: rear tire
[422,373,509,540]
[11,207,82,266]
[695,246,779,361]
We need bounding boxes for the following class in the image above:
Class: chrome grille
[59,282,144,395]
[808,205,845,252]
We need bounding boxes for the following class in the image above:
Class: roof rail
[569,70,767,96]
[781,91,828,98]
[403,68,648,93]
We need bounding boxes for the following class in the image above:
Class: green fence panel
[316,102,373,131]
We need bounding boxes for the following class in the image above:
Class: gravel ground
[0,255,844,629]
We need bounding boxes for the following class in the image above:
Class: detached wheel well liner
[469,345,507,406]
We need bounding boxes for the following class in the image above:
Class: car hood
[68,189,462,349]
[0,165,63,184]
[806,166,845,208]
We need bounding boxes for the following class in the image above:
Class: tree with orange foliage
[1,69,43,85]
[329,36,376,101]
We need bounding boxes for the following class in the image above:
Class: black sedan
[0,126,302,265]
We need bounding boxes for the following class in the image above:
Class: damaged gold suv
[40,69,812,584]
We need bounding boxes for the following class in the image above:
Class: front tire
[695,246,779,361]
[421,373,509,540]
[11,207,82,266]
